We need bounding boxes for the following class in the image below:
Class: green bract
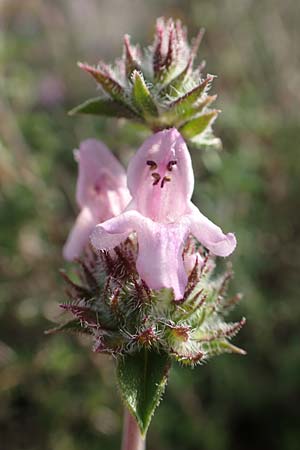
[70,18,222,151]
[48,238,245,433]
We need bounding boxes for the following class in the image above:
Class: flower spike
[51,18,245,443]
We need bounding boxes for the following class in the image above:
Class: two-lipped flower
[64,129,236,300]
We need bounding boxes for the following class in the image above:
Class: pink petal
[126,128,194,222]
[105,187,131,217]
[184,205,237,257]
[91,211,189,300]
[75,139,128,209]
[63,207,97,261]
[135,220,189,300]
[91,211,138,250]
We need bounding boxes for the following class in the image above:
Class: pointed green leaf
[78,62,125,102]
[202,340,246,357]
[192,318,246,341]
[68,97,138,119]
[168,75,213,111]
[160,62,190,96]
[59,269,91,300]
[163,94,216,126]
[156,25,177,85]
[161,27,205,94]
[45,319,92,336]
[117,349,171,435]
[153,18,165,77]
[60,303,99,326]
[160,76,215,127]
[124,35,140,77]
[132,71,158,118]
[190,28,206,63]
[178,95,217,125]
[180,110,219,139]
[190,132,222,151]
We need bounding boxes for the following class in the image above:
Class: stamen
[167,160,177,171]
[147,160,157,170]
[151,172,161,185]
[161,176,171,188]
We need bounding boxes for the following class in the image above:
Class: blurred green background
[1,0,300,449]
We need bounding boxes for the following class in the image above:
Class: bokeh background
[1,1,300,449]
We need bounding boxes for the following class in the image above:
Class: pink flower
[63,139,131,261]
[91,129,236,299]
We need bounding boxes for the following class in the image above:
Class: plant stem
[121,409,145,450]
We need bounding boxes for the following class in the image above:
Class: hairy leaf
[117,349,170,435]
[190,132,222,150]
[166,75,213,116]
[202,339,246,357]
[78,62,125,102]
[68,97,137,119]
[60,303,99,326]
[173,95,217,127]
[132,71,158,118]
[45,319,92,336]
[179,110,219,139]
[124,34,141,77]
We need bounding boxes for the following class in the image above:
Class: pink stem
[121,409,145,450]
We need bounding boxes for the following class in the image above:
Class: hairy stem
[121,409,146,450]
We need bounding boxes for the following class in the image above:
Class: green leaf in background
[68,96,138,119]
[132,70,159,118]
[117,349,171,436]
